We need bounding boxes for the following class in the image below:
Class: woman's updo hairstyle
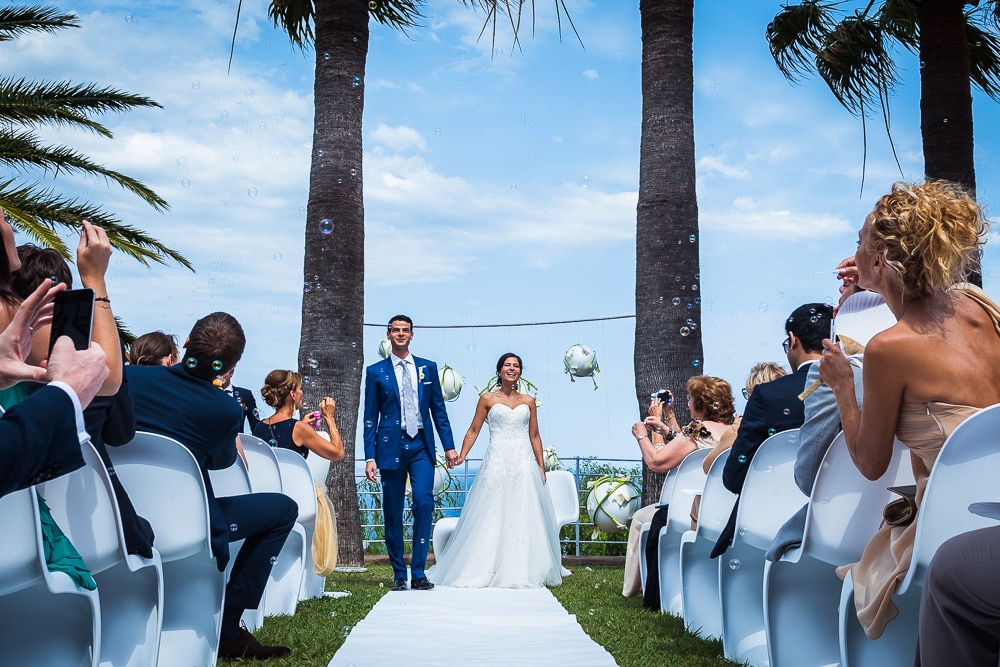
[866,181,988,296]
[260,369,302,409]
[686,375,737,425]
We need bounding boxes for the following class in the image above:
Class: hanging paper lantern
[585,476,640,538]
[439,364,465,402]
[377,338,391,359]
[543,447,561,472]
[563,344,601,389]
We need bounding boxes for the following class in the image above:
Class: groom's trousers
[380,430,434,579]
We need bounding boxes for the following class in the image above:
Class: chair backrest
[905,404,1000,588]
[734,429,806,551]
[802,431,913,566]
[272,447,318,524]
[692,449,736,542]
[106,431,213,561]
[238,435,284,494]
[0,487,45,596]
[546,470,580,529]
[666,448,710,533]
[307,439,332,487]
[658,467,677,508]
[208,457,252,498]
[36,441,123,574]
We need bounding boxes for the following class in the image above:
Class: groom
[364,315,457,591]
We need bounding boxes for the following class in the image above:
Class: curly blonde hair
[687,375,736,425]
[260,369,301,409]
[865,181,988,296]
[745,362,787,399]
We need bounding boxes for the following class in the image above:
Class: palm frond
[0,181,192,269]
[462,0,582,51]
[815,14,897,115]
[967,21,1000,100]
[369,0,423,32]
[268,0,316,50]
[0,5,77,42]
[878,0,919,51]
[0,130,169,212]
[766,0,841,81]
[0,77,161,135]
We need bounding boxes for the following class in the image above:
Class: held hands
[445,449,460,468]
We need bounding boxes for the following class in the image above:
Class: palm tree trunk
[636,0,703,506]
[299,0,369,566]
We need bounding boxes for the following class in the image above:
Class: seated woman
[819,180,1000,639]
[253,369,344,461]
[621,376,736,608]
[128,331,180,367]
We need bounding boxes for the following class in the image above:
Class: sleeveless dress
[428,403,570,588]
[837,284,1000,639]
[252,418,308,458]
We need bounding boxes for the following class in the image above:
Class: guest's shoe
[411,577,435,591]
[218,627,291,660]
[391,578,408,591]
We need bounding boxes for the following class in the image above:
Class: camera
[650,389,673,405]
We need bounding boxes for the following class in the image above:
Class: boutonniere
[418,366,426,381]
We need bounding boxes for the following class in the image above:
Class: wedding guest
[254,369,344,460]
[11,244,72,298]
[621,376,736,609]
[819,180,1000,639]
[127,331,179,366]
[217,365,259,433]
[128,312,297,660]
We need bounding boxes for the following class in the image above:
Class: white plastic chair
[0,485,101,667]
[657,447,710,616]
[639,467,676,594]
[307,433,332,486]
[238,435,307,621]
[678,449,735,638]
[272,447,325,600]
[208,457,256,629]
[762,432,912,667]
[719,429,804,666]
[433,469,579,557]
[839,404,1000,667]
[106,431,226,667]
[38,441,163,667]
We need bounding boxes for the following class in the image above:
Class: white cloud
[582,69,599,80]
[369,124,428,153]
[702,196,854,240]
[697,155,750,179]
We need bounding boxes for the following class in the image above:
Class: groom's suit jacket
[362,356,455,470]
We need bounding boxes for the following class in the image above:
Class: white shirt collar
[390,351,413,366]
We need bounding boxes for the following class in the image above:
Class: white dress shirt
[390,352,424,432]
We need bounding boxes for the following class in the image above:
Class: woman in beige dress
[819,180,1000,639]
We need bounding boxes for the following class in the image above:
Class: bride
[428,353,569,588]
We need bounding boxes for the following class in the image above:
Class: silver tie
[400,359,419,438]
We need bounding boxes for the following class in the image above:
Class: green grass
[242,564,740,666]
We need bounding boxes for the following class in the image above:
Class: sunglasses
[782,336,790,354]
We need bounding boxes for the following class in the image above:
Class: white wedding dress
[429,403,569,588]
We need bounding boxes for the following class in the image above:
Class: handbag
[883,485,918,527]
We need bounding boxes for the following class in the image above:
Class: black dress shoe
[392,578,407,591]
[218,627,291,660]
[410,577,435,591]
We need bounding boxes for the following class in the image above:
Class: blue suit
[363,355,455,579]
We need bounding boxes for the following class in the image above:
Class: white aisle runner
[329,586,619,667]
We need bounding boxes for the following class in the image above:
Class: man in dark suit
[711,302,833,558]
[0,280,109,497]
[218,366,259,433]
[363,314,457,592]
[128,312,297,661]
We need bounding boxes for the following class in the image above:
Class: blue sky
[5,0,1000,461]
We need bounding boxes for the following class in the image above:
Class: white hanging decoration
[563,343,601,389]
[377,338,391,359]
[439,364,465,402]
[585,475,641,538]
[543,447,561,472]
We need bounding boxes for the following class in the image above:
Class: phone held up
[48,288,95,355]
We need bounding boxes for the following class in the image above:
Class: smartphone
[829,316,837,343]
[48,288,95,354]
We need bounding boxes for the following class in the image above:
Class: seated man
[127,312,297,661]
[0,280,108,497]
[712,302,832,558]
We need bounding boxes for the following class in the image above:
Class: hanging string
[362,314,635,329]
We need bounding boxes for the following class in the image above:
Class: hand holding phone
[48,288,95,355]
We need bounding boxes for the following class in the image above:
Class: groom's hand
[365,460,378,483]
[445,449,458,468]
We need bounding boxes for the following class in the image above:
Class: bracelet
[637,435,648,441]
[95,296,110,303]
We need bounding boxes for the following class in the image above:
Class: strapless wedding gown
[428,403,569,588]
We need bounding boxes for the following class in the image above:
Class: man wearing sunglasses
[710,302,832,558]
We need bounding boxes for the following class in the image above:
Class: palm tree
[236,0,579,566]
[635,0,702,506]
[766,0,1000,199]
[0,5,189,267]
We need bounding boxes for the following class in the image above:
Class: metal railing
[355,456,643,556]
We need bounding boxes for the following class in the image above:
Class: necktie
[400,359,419,438]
